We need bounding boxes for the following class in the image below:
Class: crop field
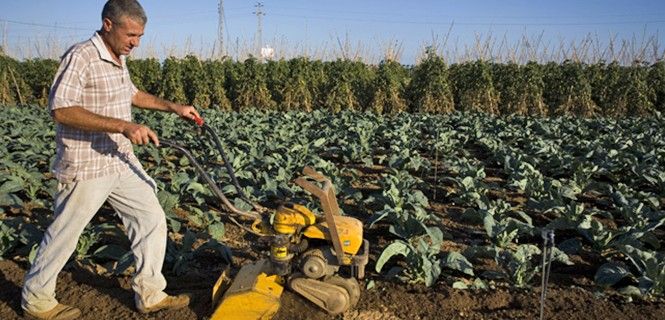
[0,104,664,319]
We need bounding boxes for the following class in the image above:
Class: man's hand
[171,104,201,123]
[131,92,200,123]
[122,122,159,146]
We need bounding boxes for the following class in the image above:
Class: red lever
[193,115,204,126]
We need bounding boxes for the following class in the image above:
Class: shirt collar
[91,32,124,68]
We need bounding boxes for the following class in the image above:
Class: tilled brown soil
[1,259,663,320]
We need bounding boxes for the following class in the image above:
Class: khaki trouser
[22,169,168,313]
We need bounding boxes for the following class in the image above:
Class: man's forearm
[53,106,160,145]
[131,91,200,123]
[53,106,129,133]
[132,91,176,112]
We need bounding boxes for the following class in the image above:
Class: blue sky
[1,0,664,63]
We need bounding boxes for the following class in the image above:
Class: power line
[6,33,90,40]
[0,18,90,31]
[273,6,665,21]
[269,13,665,27]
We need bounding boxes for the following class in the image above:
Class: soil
[1,257,664,320]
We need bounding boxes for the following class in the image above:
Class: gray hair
[102,0,147,25]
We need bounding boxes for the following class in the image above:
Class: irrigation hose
[539,229,555,320]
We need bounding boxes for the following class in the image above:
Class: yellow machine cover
[211,260,284,320]
[303,215,364,255]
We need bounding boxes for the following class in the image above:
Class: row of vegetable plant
[0,105,663,298]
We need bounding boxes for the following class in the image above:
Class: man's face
[102,15,144,58]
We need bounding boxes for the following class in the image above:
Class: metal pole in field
[539,229,554,320]
[0,21,7,55]
[217,0,225,58]
[253,2,265,60]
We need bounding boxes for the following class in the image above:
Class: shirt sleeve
[48,48,88,113]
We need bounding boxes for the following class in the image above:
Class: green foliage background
[2,53,664,117]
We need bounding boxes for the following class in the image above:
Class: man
[21,1,199,319]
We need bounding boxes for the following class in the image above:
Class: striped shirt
[49,32,142,183]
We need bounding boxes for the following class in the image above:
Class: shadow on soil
[0,269,22,317]
[69,264,138,312]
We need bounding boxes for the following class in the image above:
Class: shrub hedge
[1,52,663,117]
